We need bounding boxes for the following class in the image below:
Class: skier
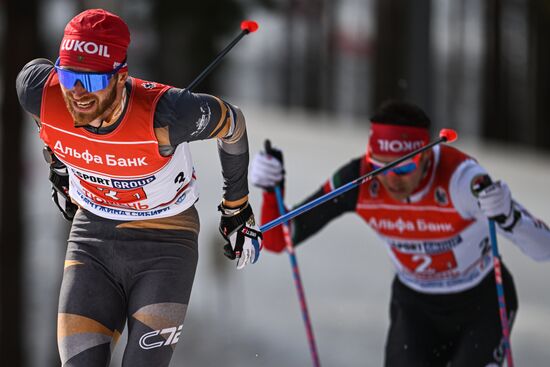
[16,8,261,367]
[250,100,550,366]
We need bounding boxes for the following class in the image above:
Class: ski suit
[17,59,249,367]
[261,144,550,366]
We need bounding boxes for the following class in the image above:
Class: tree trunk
[1,1,40,366]
[282,0,297,107]
[374,0,410,106]
[373,0,431,111]
[528,0,550,150]
[303,0,324,111]
[152,1,244,94]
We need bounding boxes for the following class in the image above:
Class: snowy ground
[23,105,550,366]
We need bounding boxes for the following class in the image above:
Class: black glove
[43,146,77,221]
[218,201,262,269]
[249,139,285,192]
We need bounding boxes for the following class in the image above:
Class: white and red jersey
[356,145,491,293]
[39,72,199,220]
[355,144,550,293]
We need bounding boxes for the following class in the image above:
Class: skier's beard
[63,85,117,127]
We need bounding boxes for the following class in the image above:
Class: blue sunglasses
[367,155,420,176]
[54,58,126,93]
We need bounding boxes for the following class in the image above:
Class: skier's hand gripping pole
[259,129,458,233]
[265,140,322,367]
[218,201,262,270]
[472,175,515,367]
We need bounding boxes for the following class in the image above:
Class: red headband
[368,123,430,156]
[59,9,130,72]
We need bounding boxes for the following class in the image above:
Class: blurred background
[1,0,550,366]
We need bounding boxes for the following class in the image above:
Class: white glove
[250,152,284,190]
[477,180,516,228]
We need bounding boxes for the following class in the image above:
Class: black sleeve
[154,88,250,200]
[154,88,227,145]
[292,157,362,245]
[16,58,54,117]
[218,139,249,201]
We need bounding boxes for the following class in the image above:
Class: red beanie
[59,9,130,72]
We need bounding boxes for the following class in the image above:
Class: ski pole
[260,129,458,233]
[186,20,259,91]
[473,175,514,367]
[488,219,514,367]
[265,140,321,367]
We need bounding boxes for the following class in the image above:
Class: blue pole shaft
[262,179,361,233]
[488,219,514,367]
[274,186,321,367]
[260,137,446,233]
